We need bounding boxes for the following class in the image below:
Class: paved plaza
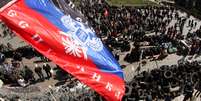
[0,6,201,101]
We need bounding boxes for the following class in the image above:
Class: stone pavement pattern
[0,8,201,101]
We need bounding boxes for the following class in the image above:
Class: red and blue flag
[0,0,125,101]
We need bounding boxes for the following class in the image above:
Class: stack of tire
[123,61,201,101]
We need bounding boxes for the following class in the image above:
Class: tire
[125,85,132,96]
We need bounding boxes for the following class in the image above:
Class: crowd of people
[78,0,201,63]
[125,60,201,101]
[0,61,53,87]
[0,0,201,100]
[77,0,201,101]
[0,22,58,87]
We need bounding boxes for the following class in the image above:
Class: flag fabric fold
[0,0,125,100]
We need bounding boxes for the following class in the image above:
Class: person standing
[183,81,194,101]
[13,51,22,62]
[34,64,44,81]
[24,66,35,83]
[0,53,5,64]
[42,63,52,79]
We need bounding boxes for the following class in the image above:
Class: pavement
[0,8,201,101]
[0,23,28,49]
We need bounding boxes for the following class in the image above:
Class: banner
[0,0,125,101]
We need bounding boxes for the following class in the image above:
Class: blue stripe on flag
[25,0,124,78]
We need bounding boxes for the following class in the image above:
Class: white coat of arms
[60,15,103,59]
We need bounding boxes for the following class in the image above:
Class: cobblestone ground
[0,9,201,100]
